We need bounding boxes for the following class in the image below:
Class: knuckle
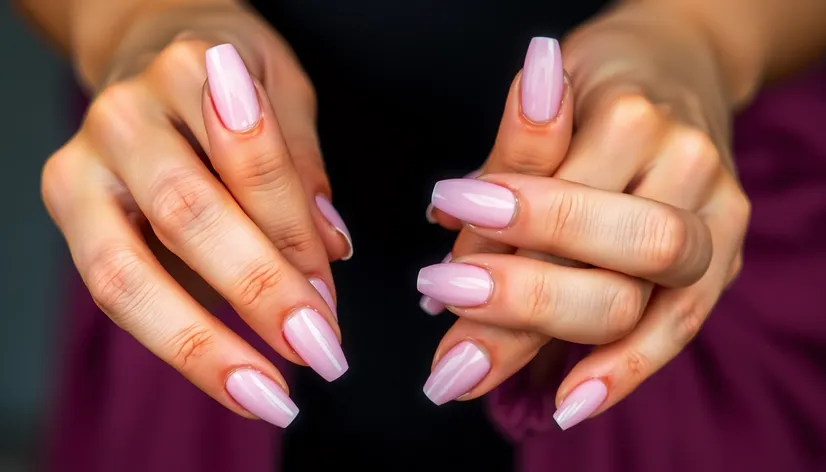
[623,347,653,381]
[236,146,294,191]
[603,281,644,340]
[727,253,744,286]
[166,323,215,372]
[731,192,752,230]
[86,245,154,321]
[673,128,721,182]
[543,189,581,243]
[522,270,556,330]
[672,297,707,347]
[633,207,688,274]
[155,38,210,80]
[41,145,77,216]
[500,147,555,175]
[234,259,286,310]
[85,81,145,146]
[272,219,318,259]
[148,168,224,243]
[605,94,661,135]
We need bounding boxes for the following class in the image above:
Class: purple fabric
[488,61,826,471]
[48,62,826,471]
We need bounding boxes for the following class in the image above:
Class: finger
[551,178,749,431]
[417,254,652,344]
[422,318,545,405]
[82,81,348,381]
[555,91,667,190]
[418,252,453,315]
[447,37,573,257]
[202,44,337,307]
[41,144,299,427]
[428,169,482,229]
[630,125,722,210]
[144,37,213,152]
[431,174,713,287]
[257,43,354,262]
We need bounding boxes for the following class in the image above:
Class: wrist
[74,0,241,90]
[617,1,766,109]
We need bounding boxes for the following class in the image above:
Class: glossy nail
[308,277,337,319]
[431,179,516,228]
[424,341,491,405]
[521,37,564,123]
[283,308,348,382]
[205,44,261,132]
[419,253,453,315]
[426,169,483,223]
[553,379,608,431]
[315,195,353,260]
[417,262,492,307]
[226,369,298,428]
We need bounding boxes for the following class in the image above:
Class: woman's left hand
[419,3,751,430]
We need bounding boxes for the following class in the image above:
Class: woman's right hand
[41,3,352,428]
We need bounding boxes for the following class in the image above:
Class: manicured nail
[205,44,261,132]
[424,341,491,405]
[553,379,608,431]
[521,37,563,123]
[226,369,298,428]
[283,308,348,382]
[431,179,516,228]
[417,262,492,307]
[315,195,353,260]
[426,169,483,224]
[308,277,336,319]
[419,296,446,315]
[419,253,453,315]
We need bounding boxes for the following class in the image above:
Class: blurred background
[0,2,69,471]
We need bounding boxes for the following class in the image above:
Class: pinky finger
[45,156,299,428]
[551,184,747,430]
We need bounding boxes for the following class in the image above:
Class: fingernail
[553,379,608,431]
[424,341,491,405]
[417,262,492,307]
[315,195,353,260]
[419,296,446,315]
[426,169,483,224]
[226,369,298,428]
[308,277,336,320]
[205,44,261,132]
[521,37,563,123]
[283,308,349,382]
[431,179,516,228]
[419,253,453,315]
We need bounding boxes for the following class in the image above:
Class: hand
[41,3,352,427]
[419,4,750,430]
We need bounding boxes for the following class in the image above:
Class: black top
[247,1,609,470]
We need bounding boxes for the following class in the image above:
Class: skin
[433,0,826,421]
[16,0,826,424]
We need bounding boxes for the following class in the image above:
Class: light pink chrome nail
[419,253,453,315]
[226,369,298,428]
[283,308,348,382]
[426,169,483,223]
[521,37,564,123]
[205,44,261,132]
[424,341,491,405]
[417,263,492,307]
[553,379,608,430]
[431,179,516,228]
[315,195,353,260]
[308,277,337,319]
